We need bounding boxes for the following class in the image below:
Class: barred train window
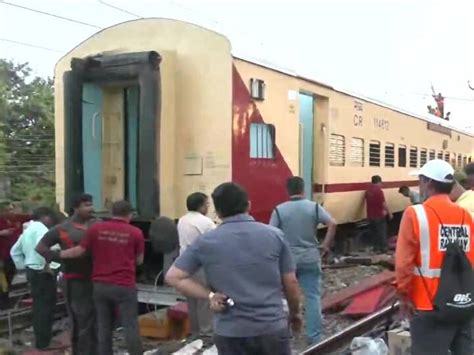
[410,147,418,168]
[385,143,395,167]
[249,123,275,159]
[463,155,467,166]
[457,154,462,167]
[420,148,427,166]
[469,156,472,163]
[444,152,450,162]
[329,134,345,166]
[429,150,435,161]
[398,145,407,167]
[350,138,364,167]
[369,141,381,167]
[438,151,443,160]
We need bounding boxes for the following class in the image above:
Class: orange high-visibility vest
[409,196,474,310]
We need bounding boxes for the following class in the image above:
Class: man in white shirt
[177,192,216,338]
[10,207,60,350]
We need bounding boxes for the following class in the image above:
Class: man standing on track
[365,175,393,253]
[166,183,302,355]
[10,207,59,351]
[396,160,474,354]
[270,176,336,346]
[36,194,99,355]
[178,192,216,339]
[58,200,145,355]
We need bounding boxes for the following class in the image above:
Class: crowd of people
[2,160,474,354]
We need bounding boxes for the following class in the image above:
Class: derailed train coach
[54,18,474,227]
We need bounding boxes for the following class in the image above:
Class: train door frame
[62,51,161,219]
[298,92,315,200]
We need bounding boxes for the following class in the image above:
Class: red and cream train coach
[54,18,474,225]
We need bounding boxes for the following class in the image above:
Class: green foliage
[0,59,55,209]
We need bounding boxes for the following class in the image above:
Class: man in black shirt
[36,194,99,355]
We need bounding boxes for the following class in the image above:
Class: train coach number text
[374,118,389,130]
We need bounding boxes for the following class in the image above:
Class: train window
[469,156,472,163]
[420,149,427,166]
[350,138,364,167]
[444,152,450,162]
[249,123,275,159]
[385,143,395,167]
[409,147,418,168]
[429,150,435,161]
[437,151,443,160]
[398,145,407,167]
[369,141,381,167]
[250,78,266,101]
[457,154,463,168]
[463,155,467,167]
[330,134,346,166]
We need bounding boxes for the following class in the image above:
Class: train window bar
[329,134,346,166]
[384,143,395,167]
[369,140,381,167]
[429,150,435,161]
[457,154,462,168]
[437,151,443,160]
[398,145,407,167]
[249,123,275,159]
[463,155,467,167]
[420,148,427,166]
[350,137,364,167]
[444,151,450,163]
[409,146,418,168]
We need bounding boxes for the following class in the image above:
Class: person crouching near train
[10,207,60,350]
[166,183,303,355]
[396,159,474,355]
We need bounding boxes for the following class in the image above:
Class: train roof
[235,54,474,138]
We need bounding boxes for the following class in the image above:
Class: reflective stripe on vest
[412,204,441,278]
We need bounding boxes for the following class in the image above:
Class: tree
[0,59,55,208]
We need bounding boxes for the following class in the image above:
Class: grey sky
[1,0,473,131]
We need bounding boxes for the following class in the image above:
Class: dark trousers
[369,218,387,252]
[187,269,213,337]
[410,311,473,355]
[93,282,142,355]
[26,268,57,349]
[214,328,291,355]
[63,279,98,355]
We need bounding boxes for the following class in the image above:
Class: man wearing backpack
[396,159,474,355]
[269,176,336,345]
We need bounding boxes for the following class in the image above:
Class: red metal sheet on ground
[342,285,388,316]
[167,301,188,321]
[322,270,395,312]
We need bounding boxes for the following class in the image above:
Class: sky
[1,0,474,131]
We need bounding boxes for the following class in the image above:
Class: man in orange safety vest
[396,159,474,355]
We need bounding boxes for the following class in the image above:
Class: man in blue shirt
[270,176,337,345]
[10,207,59,350]
[166,182,302,355]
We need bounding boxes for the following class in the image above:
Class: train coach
[54,18,474,227]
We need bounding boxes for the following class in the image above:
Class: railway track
[301,303,400,354]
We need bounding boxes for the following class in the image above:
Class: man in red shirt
[58,200,144,355]
[365,175,393,253]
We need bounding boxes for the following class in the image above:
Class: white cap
[409,159,455,183]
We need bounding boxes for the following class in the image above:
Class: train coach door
[299,93,315,200]
[82,83,104,211]
[63,51,160,218]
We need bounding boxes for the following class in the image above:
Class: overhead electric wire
[0,38,63,53]
[97,0,141,18]
[0,1,102,29]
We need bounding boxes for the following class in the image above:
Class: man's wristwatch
[208,291,215,301]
